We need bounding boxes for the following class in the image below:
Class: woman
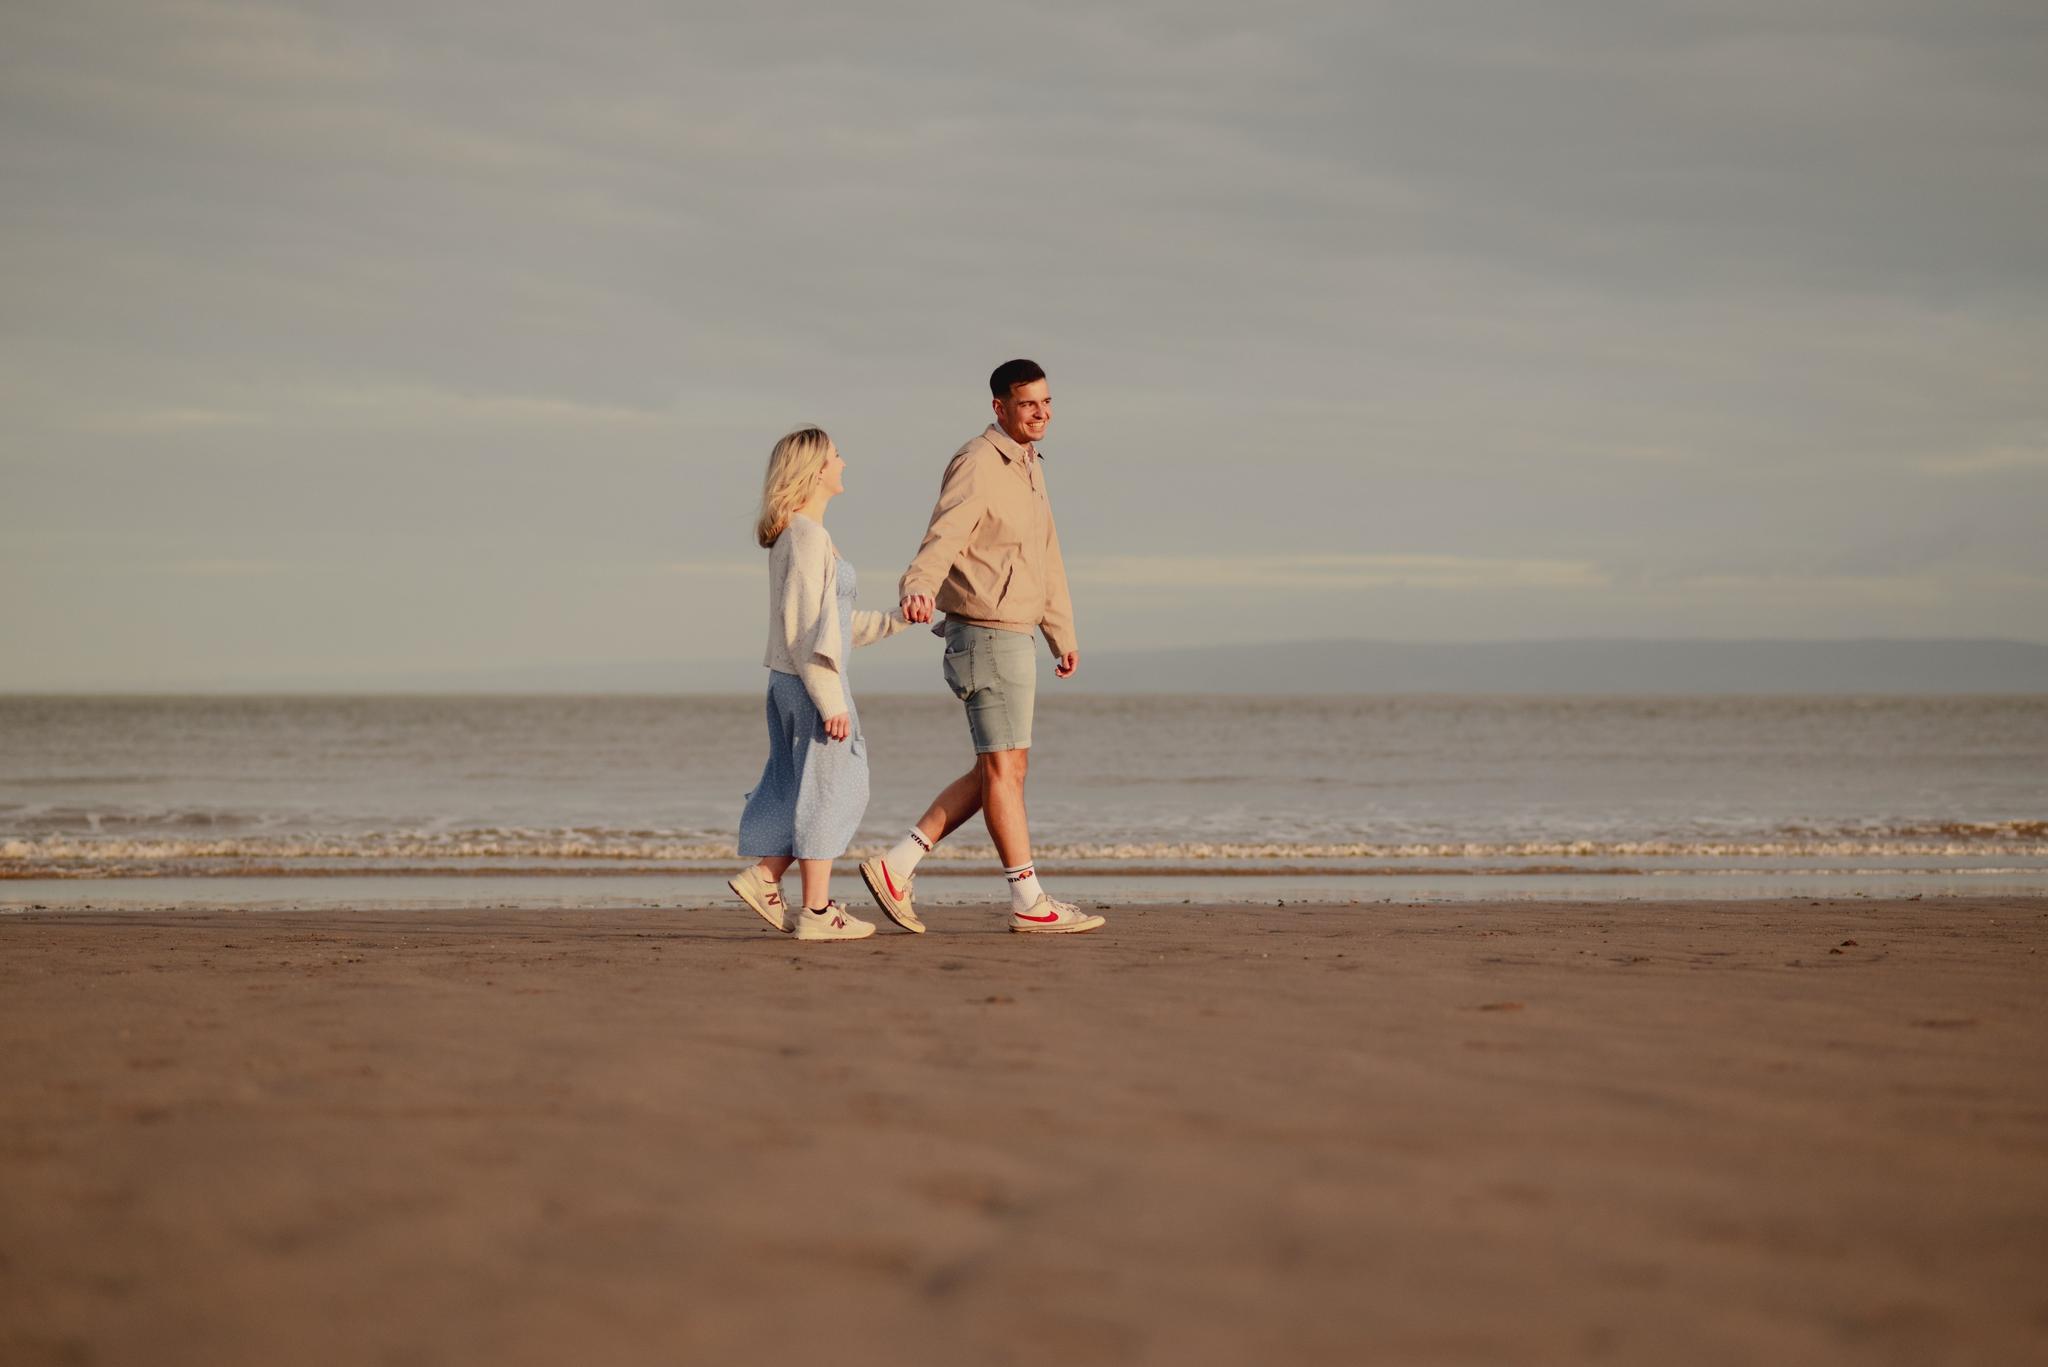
[728,426,911,940]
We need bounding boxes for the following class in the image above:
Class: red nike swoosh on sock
[1015,907,1062,922]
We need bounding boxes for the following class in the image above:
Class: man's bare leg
[978,747,1032,867]
[862,766,984,933]
[976,746,1096,930]
[867,751,1061,930]
[912,767,984,848]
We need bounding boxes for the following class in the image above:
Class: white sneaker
[792,900,875,942]
[859,856,926,933]
[728,864,791,932]
[1008,895,1106,934]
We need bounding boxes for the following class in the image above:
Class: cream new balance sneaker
[1008,895,1106,934]
[859,856,926,933]
[728,864,791,933]
[792,900,876,942]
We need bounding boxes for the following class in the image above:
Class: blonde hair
[755,426,832,548]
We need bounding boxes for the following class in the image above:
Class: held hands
[1055,649,1079,679]
[824,713,851,742]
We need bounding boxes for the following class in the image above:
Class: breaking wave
[5,819,2046,878]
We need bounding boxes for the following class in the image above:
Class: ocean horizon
[12,636,2048,697]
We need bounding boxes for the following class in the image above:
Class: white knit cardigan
[763,514,910,717]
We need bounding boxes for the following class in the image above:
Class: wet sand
[3,898,2045,1365]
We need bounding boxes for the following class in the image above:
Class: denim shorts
[942,620,1037,753]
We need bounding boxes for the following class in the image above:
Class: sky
[3,0,2045,689]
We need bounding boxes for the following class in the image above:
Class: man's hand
[901,593,934,624]
[823,713,850,742]
[1054,650,1079,679]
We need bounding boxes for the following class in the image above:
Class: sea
[3,694,2045,910]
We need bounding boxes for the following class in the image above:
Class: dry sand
[3,897,2045,1366]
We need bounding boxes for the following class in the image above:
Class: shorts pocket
[942,644,974,700]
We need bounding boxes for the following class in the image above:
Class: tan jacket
[764,515,910,717]
[899,425,1077,656]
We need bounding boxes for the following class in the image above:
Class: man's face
[994,378,1051,446]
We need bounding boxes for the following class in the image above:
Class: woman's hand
[824,713,851,741]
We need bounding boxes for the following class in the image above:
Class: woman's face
[817,442,846,497]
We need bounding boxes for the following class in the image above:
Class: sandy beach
[3,897,2045,1365]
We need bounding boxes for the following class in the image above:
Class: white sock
[1005,862,1044,913]
[885,828,933,878]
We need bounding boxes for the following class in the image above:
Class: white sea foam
[6,825,2046,876]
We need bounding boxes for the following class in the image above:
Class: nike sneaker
[859,855,926,934]
[1008,895,1106,934]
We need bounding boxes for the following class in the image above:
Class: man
[858,359,1105,935]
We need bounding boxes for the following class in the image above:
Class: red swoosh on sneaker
[1015,907,1062,923]
[882,863,907,900]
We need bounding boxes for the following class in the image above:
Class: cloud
[167,558,286,577]
[1916,444,2048,476]
[82,407,267,433]
[1671,572,1942,605]
[77,386,677,434]
[311,386,676,429]
[1074,553,1608,592]
[660,561,758,580]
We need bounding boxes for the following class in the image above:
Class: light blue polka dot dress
[737,556,870,860]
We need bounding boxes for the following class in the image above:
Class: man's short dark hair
[990,358,1046,400]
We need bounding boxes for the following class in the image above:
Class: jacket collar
[981,423,1037,464]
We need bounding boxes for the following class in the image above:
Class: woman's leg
[799,858,832,908]
[734,681,806,931]
[738,684,801,869]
